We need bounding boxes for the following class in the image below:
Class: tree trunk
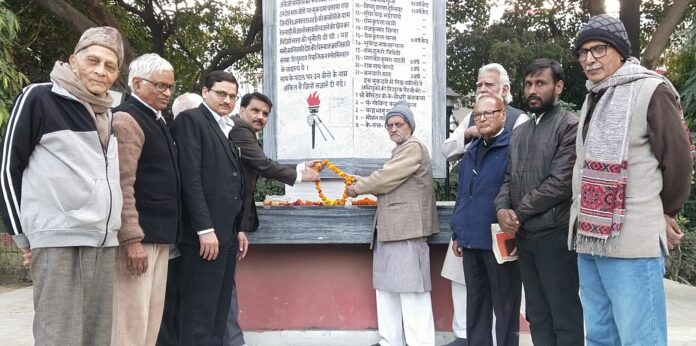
[620,0,641,58]
[584,0,606,15]
[642,0,692,69]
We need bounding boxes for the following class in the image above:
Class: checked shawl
[578,58,691,241]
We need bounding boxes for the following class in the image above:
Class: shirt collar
[131,94,164,122]
[203,102,228,119]
[482,127,505,147]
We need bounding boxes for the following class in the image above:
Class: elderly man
[347,100,439,346]
[172,92,203,119]
[495,58,583,345]
[450,94,522,346]
[224,92,319,346]
[171,71,245,345]
[442,63,527,161]
[0,26,123,345]
[441,62,528,346]
[571,15,693,345]
[110,53,179,346]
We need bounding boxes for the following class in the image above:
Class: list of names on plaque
[275,0,433,160]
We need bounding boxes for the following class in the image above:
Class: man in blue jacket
[450,94,522,346]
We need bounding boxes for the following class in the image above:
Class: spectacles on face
[576,44,611,61]
[141,78,176,94]
[386,122,406,130]
[472,109,503,120]
[209,89,239,101]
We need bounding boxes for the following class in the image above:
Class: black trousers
[517,230,584,346]
[156,255,183,346]
[462,249,522,346]
[178,244,237,346]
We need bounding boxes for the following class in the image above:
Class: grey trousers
[31,246,116,346]
[223,285,245,346]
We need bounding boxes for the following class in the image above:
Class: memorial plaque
[263,0,446,177]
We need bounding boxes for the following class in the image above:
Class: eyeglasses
[472,109,503,120]
[141,78,176,94]
[386,122,406,129]
[576,44,611,61]
[209,89,239,101]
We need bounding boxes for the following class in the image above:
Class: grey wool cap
[385,100,415,133]
[74,26,125,67]
[575,14,631,58]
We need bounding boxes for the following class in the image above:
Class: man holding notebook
[449,94,522,346]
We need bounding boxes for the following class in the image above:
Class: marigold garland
[313,159,354,206]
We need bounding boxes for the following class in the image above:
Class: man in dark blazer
[223,92,319,346]
[170,70,244,345]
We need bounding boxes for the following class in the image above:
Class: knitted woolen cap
[385,100,415,133]
[574,14,631,58]
[74,26,124,67]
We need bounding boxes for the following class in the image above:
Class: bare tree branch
[244,0,263,47]
[175,37,204,70]
[620,0,641,58]
[35,0,97,33]
[642,0,692,69]
[34,0,135,88]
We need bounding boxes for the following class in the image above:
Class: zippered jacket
[494,105,578,238]
[451,129,510,250]
[0,83,122,249]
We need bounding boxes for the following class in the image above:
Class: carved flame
[307,91,320,107]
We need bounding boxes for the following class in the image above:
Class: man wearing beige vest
[571,15,693,345]
[347,100,439,346]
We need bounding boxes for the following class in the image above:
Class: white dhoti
[373,238,435,346]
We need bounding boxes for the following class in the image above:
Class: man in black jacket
[111,53,180,346]
[170,71,245,345]
[494,59,583,346]
[223,92,319,346]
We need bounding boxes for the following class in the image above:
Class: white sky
[490,0,621,21]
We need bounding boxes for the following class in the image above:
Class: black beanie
[574,14,631,58]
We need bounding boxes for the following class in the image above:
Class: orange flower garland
[313,159,354,206]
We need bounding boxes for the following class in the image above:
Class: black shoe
[370,344,381,346]
[443,338,468,346]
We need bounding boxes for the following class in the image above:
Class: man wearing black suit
[170,71,244,345]
[223,92,319,346]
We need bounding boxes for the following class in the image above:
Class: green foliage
[447,0,588,111]
[668,25,696,127]
[6,0,261,95]
[0,1,28,133]
[253,177,284,202]
[667,194,696,285]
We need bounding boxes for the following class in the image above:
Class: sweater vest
[114,98,180,244]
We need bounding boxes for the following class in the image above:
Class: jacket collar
[530,104,562,124]
[468,127,511,155]
[128,94,164,119]
[198,104,238,163]
[231,114,255,132]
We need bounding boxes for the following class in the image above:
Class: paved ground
[0,280,694,345]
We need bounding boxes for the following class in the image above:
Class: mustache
[584,63,602,72]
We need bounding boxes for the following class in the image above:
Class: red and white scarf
[578,58,694,241]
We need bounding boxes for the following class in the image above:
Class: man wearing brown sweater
[111,53,180,346]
